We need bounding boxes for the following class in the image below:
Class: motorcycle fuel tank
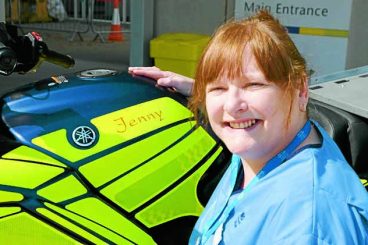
[0,69,230,244]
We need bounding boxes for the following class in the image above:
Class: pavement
[1,28,131,94]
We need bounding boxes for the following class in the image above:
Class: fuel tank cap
[78,69,118,78]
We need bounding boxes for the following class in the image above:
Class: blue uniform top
[190,121,368,245]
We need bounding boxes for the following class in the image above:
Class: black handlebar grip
[40,49,75,68]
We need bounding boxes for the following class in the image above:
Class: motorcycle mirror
[0,42,17,76]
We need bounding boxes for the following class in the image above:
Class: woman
[129,11,368,244]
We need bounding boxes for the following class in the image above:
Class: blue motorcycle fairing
[1,71,188,145]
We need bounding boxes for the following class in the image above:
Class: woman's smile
[228,119,258,129]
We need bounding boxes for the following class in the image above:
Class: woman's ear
[298,75,309,112]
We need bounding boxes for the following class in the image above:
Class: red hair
[189,10,307,125]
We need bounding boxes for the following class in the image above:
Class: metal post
[121,0,126,23]
[129,0,154,66]
[0,0,5,22]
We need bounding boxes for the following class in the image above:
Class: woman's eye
[244,82,266,89]
[207,86,225,93]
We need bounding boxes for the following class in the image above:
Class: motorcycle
[0,25,367,244]
[0,25,230,244]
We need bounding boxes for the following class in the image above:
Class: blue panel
[285,26,300,34]
[1,71,188,145]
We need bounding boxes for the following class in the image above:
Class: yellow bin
[150,33,210,78]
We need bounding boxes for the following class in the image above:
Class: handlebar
[38,42,75,69]
[0,30,75,75]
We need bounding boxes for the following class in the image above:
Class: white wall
[346,0,368,69]
[154,0,235,35]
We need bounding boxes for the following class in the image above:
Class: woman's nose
[223,88,248,114]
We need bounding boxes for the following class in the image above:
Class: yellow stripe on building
[299,27,349,37]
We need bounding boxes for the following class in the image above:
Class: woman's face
[205,46,306,165]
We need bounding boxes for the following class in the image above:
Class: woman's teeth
[229,119,257,129]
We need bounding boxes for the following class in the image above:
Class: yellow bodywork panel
[101,126,215,212]
[136,147,223,227]
[66,198,156,244]
[2,145,66,167]
[43,202,133,244]
[0,212,81,244]
[361,178,368,187]
[37,175,87,203]
[0,190,23,202]
[0,207,21,217]
[0,159,64,189]
[32,97,192,162]
[80,121,195,188]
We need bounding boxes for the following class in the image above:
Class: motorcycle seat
[309,99,368,177]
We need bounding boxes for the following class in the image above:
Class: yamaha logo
[72,126,97,148]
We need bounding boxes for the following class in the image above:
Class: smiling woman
[203,44,307,167]
[128,10,368,245]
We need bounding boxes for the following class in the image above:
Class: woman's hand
[128,66,194,96]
